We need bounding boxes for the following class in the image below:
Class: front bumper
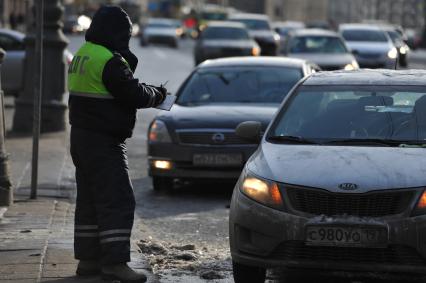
[229,187,426,274]
[148,142,258,180]
[355,54,395,69]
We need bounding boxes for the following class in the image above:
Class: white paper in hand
[156,95,177,111]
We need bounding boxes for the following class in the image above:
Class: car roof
[205,21,246,29]
[229,13,270,21]
[291,28,340,37]
[304,69,426,86]
[198,57,308,69]
[339,24,383,31]
[148,18,174,24]
[0,28,24,40]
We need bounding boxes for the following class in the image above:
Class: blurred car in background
[147,57,318,191]
[0,29,72,96]
[140,18,180,48]
[306,20,332,30]
[63,15,91,34]
[340,24,397,69]
[382,25,410,67]
[405,28,421,50]
[282,29,358,71]
[229,13,280,56]
[272,21,305,54]
[194,22,260,65]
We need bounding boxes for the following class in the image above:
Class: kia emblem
[338,183,358,191]
[212,133,225,143]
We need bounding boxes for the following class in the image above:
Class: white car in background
[140,18,180,48]
[340,24,398,69]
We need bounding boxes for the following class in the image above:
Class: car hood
[202,39,256,48]
[157,103,279,130]
[145,28,176,36]
[346,41,393,53]
[288,53,355,67]
[248,144,426,192]
[249,30,275,39]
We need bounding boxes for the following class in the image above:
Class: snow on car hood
[247,143,426,193]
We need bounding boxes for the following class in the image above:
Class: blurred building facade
[328,0,423,29]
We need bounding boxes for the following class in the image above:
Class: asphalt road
[67,35,426,283]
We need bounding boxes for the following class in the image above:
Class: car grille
[220,48,248,57]
[177,131,253,145]
[286,186,415,217]
[271,241,426,266]
[358,52,382,59]
[321,65,343,71]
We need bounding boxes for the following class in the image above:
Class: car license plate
[193,153,243,166]
[306,225,387,248]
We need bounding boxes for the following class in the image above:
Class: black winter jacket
[68,5,164,139]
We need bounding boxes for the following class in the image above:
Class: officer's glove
[153,86,168,106]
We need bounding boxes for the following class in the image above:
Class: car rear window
[289,36,348,54]
[177,66,303,105]
[342,29,388,42]
[269,85,426,143]
[202,27,250,40]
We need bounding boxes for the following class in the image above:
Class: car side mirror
[351,49,359,55]
[236,121,262,143]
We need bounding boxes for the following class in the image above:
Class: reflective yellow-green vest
[68,42,128,99]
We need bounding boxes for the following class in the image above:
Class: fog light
[153,160,172,170]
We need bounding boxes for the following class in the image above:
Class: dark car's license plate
[306,226,387,247]
[193,153,243,166]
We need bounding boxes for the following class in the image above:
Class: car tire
[232,261,266,283]
[171,40,178,49]
[152,176,174,191]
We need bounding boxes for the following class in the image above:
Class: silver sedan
[230,69,426,283]
[0,29,73,96]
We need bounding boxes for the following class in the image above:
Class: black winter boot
[101,263,147,283]
[76,260,101,276]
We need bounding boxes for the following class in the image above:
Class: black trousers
[70,127,135,265]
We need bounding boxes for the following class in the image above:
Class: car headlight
[252,46,260,56]
[400,46,409,55]
[344,60,359,71]
[387,47,398,59]
[148,120,172,143]
[273,33,281,42]
[412,190,426,216]
[240,173,283,210]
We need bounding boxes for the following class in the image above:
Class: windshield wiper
[323,138,406,147]
[268,135,319,144]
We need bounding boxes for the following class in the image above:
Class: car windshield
[201,12,227,21]
[268,86,426,145]
[177,66,303,105]
[387,30,402,43]
[289,36,348,54]
[232,19,270,30]
[202,27,249,40]
[342,29,388,42]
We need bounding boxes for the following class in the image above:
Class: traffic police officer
[68,6,167,282]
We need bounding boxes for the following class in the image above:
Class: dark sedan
[147,57,318,191]
[194,22,260,65]
[229,13,280,56]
